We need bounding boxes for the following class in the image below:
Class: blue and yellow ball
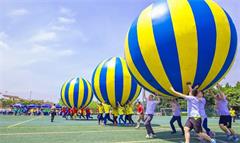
[61,77,93,109]
[92,57,141,107]
[125,0,237,95]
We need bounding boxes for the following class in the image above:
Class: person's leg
[118,115,121,124]
[51,113,53,122]
[97,114,101,125]
[184,127,191,143]
[170,116,177,133]
[220,124,231,134]
[144,115,153,137]
[104,114,107,125]
[120,115,125,124]
[194,118,214,142]
[107,114,114,123]
[177,116,184,135]
[129,114,134,124]
[125,115,129,124]
[202,118,211,135]
[136,115,141,128]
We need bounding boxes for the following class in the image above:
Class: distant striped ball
[92,57,142,107]
[61,77,93,109]
[125,0,237,96]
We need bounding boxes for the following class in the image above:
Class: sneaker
[227,134,233,141]
[210,139,216,143]
[209,131,215,138]
[171,131,176,134]
[146,134,153,139]
[232,136,239,142]
[135,125,140,129]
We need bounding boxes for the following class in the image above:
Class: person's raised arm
[142,89,147,101]
[216,83,225,100]
[170,87,187,99]
[156,95,161,104]
[186,82,193,94]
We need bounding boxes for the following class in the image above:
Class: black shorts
[219,115,232,128]
[185,117,203,133]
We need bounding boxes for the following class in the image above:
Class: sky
[0,0,239,102]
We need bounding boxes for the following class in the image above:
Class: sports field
[0,115,239,143]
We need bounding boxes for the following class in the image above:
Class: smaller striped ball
[61,77,93,109]
[92,57,142,107]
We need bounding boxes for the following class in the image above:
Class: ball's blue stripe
[128,18,170,95]
[73,78,80,108]
[151,0,183,93]
[64,79,72,107]
[115,57,123,105]
[99,61,111,104]
[128,76,138,102]
[205,11,237,89]
[188,0,217,87]
[81,79,89,108]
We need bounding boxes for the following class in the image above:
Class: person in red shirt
[61,106,66,118]
[69,107,74,120]
[79,108,85,119]
[86,107,93,120]
[136,101,144,128]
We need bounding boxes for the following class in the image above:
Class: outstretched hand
[170,87,175,92]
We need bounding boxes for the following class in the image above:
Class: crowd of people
[0,105,60,116]
[94,83,239,143]
[60,106,93,120]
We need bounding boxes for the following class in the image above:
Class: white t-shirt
[199,97,207,118]
[216,95,230,116]
[185,96,201,118]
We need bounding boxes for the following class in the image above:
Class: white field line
[0,129,144,136]
[7,116,43,128]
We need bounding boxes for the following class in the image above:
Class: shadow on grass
[153,131,229,143]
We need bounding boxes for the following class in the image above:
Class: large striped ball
[92,57,142,107]
[61,77,93,109]
[125,0,237,96]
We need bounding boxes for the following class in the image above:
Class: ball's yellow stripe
[168,0,198,93]
[61,81,68,107]
[125,33,165,95]
[83,81,92,107]
[130,85,141,103]
[199,0,231,90]
[77,78,84,108]
[68,79,75,107]
[137,5,173,96]
[106,58,116,107]
[120,57,132,105]
[93,62,105,102]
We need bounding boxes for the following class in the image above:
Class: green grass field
[0,115,239,143]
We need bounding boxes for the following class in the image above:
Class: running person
[170,86,216,143]
[187,84,214,138]
[210,83,239,142]
[50,104,56,122]
[126,101,135,126]
[143,89,160,139]
[103,101,114,125]
[117,102,125,125]
[169,98,184,135]
[112,107,118,126]
[135,101,144,129]
[97,102,104,125]
[197,90,215,138]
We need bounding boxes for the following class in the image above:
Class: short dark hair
[191,89,198,97]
